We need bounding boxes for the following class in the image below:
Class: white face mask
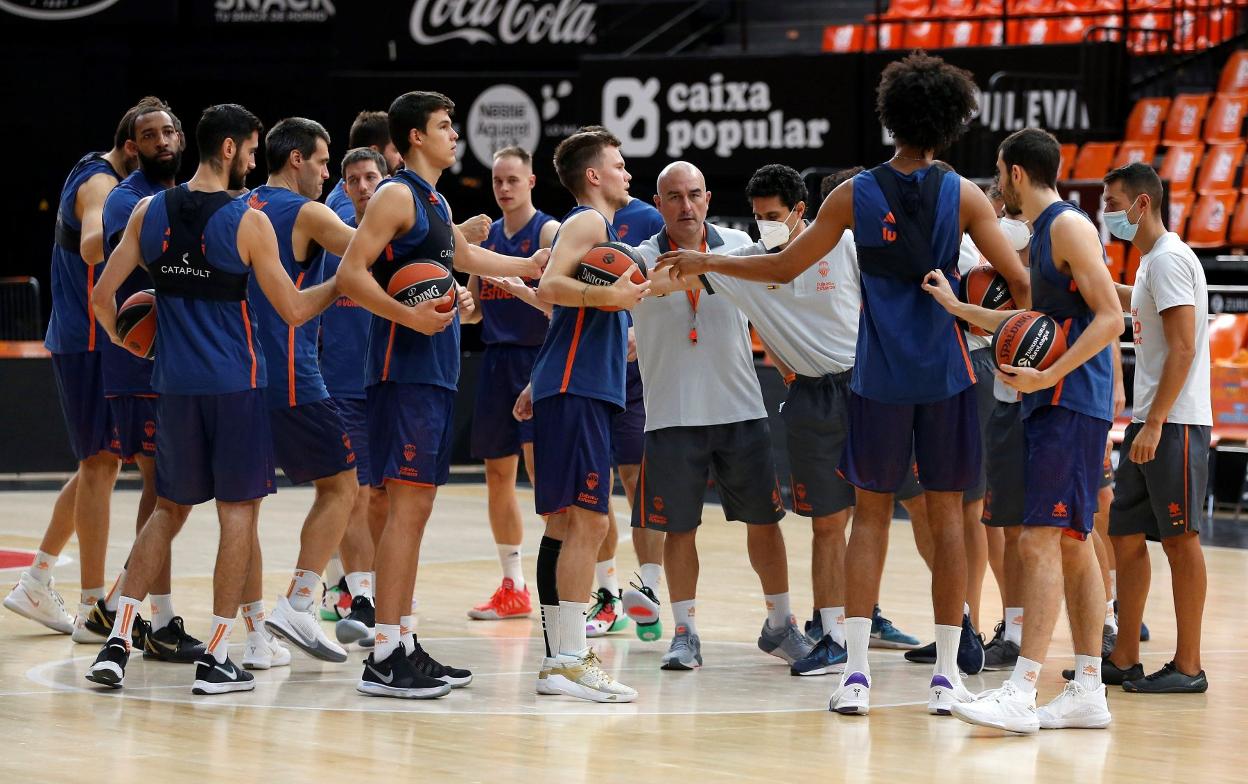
[999,216,1031,252]
[757,210,799,250]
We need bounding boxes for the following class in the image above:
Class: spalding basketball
[116,289,156,359]
[386,261,456,314]
[577,242,649,312]
[993,311,1067,372]
[959,265,1015,337]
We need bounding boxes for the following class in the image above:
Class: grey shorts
[965,347,998,502]
[982,399,1025,527]
[1109,422,1210,540]
[782,372,856,517]
[631,418,785,534]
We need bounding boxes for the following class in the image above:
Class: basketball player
[1099,162,1210,693]
[528,126,649,702]
[925,127,1121,732]
[658,53,1031,717]
[86,103,340,694]
[3,101,150,636]
[465,145,559,621]
[334,91,546,699]
[239,118,361,667]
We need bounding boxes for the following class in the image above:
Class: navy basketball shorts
[366,382,455,488]
[269,398,357,485]
[965,347,998,503]
[51,351,114,461]
[1022,405,1111,540]
[982,400,1025,527]
[611,360,645,467]
[1110,422,1210,540]
[332,397,370,487]
[631,419,785,533]
[156,389,275,505]
[471,343,538,460]
[108,395,158,460]
[532,393,615,517]
[841,386,982,494]
[781,372,856,516]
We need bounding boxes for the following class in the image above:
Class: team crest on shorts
[403,444,417,462]
[144,420,156,438]
[586,472,599,490]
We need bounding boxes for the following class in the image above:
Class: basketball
[992,311,1067,371]
[115,289,156,359]
[386,261,456,313]
[576,241,649,312]
[959,265,1014,337]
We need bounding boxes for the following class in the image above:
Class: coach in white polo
[628,161,802,673]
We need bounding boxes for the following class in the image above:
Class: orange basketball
[992,311,1067,372]
[116,289,156,359]
[386,261,456,313]
[959,265,1014,337]
[576,242,649,312]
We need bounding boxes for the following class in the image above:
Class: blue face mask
[1104,198,1143,241]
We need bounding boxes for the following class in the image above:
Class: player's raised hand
[655,249,711,281]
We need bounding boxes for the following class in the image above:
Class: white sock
[844,617,872,676]
[1074,654,1102,690]
[205,615,234,663]
[498,544,524,589]
[150,594,175,630]
[286,569,321,612]
[1109,570,1117,601]
[962,602,971,618]
[30,549,57,585]
[595,560,619,597]
[934,623,961,679]
[1004,607,1024,645]
[1104,600,1118,633]
[764,592,791,628]
[104,568,126,612]
[540,604,560,659]
[820,607,846,646]
[1009,655,1043,692]
[400,615,415,654]
[110,597,142,642]
[639,563,663,592]
[374,623,401,659]
[324,554,345,586]
[240,600,266,637]
[558,600,589,656]
[672,599,697,635]
[81,586,104,607]
[345,571,373,600]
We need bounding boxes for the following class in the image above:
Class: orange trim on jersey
[86,270,96,352]
[381,322,397,381]
[241,303,258,388]
[559,308,587,394]
[953,323,976,384]
[288,271,306,407]
[1050,318,1074,406]
[384,476,436,488]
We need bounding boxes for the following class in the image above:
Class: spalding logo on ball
[959,265,1014,337]
[116,289,156,359]
[386,261,457,313]
[993,311,1067,371]
[576,241,649,312]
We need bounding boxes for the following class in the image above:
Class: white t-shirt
[1129,232,1211,426]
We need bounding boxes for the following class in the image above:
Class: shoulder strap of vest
[149,189,249,302]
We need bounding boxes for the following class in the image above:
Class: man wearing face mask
[1097,162,1210,694]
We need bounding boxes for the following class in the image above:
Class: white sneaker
[241,632,291,670]
[1037,681,1112,729]
[71,602,109,644]
[546,650,637,703]
[265,594,347,663]
[536,656,561,695]
[928,672,976,715]
[3,572,74,634]
[951,680,1039,734]
[829,671,871,715]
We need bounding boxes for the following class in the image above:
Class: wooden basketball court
[1,483,1244,781]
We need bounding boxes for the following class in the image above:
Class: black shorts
[632,419,785,533]
[965,347,998,502]
[1109,422,1210,540]
[783,372,856,516]
[983,400,1025,527]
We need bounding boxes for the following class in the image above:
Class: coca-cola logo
[409,0,596,46]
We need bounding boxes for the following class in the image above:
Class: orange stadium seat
[934,0,978,15]
[1204,93,1248,144]
[1230,196,1248,247]
[1125,244,1142,285]
[1169,190,1196,235]
[904,20,945,48]
[1058,143,1078,180]
[942,20,982,47]
[1128,11,1171,54]
[1104,242,1126,282]
[1185,191,1238,248]
[1125,97,1171,141]
[1197,143,1246,194]
[884,0,934,17]
[1220,51,1248,94]
[823,24,864,53]
[1158,142,1204,191]
[1073,142,1118,179]
[1163,93,1212,143]
[1113,141,1157,169]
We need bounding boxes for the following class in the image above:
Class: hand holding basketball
[920,269,957,310]
[402,294,456,335]
[995,364,1053,393]
[655,249,710,281]
[607,263,651,310]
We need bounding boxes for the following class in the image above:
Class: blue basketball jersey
[244,185,329,409]
[480,210,554,346]
[101,169,165,396]
[531,207,629,408]
[45,152,123,354]
[1023,201,1114,422]
[365,169,460,390]
[140,186,265,395]
[850,165,976,404]
[320,215,370,400]
[611,198,664,247]
[325,179,353,223]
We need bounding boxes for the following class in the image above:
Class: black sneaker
[982,622,1021,671]
[358,646,451,699]
[1123,661,1208,693]
[804,608,824,645]
[85,636,130,688]
[905,641,937,664]
[335,595,376,646]
[144,616,205,663]
[192,653,255,695]
[959,614,986,674]
[84,598,115,638]
[409,640,473,687]
[1062,656,1144,684]
[1101,624,1118,658]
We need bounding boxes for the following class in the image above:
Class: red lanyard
[669,227,708,344]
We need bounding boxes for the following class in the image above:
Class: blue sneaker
[804,609,824,644]
[790,634,847,676]
[959,614,986,675]
[870,606,921,650]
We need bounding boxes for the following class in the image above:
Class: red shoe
[467,578,532,620]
